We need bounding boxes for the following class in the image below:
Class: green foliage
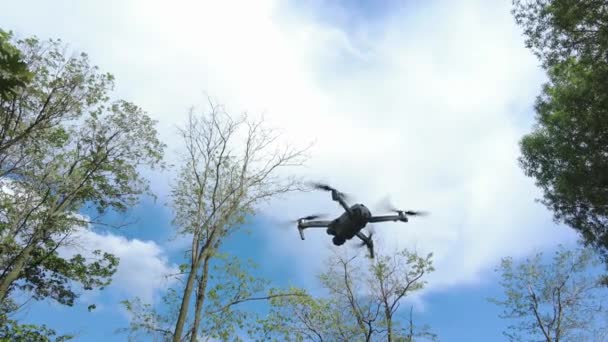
[0,29,33,100]
[512,0,608,68]
[0,319,73,342]
[19,249,119,306]
[519,58,608,260]
[0,298,74,341]
[490,245,607,341]
[119,255,304,342]
[118,297,174,342]
[255,249,437,342]
[514,1,608,264]
[253,289,341,342]
[202,254,262,339]
[0,31,164,336]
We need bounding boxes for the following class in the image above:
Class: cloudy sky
[1,0,583,340]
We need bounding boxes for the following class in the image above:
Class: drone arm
[368,215,407,223]
[356,231,370,242]
[297,220,332,240]
[332,190,352,215]
[298,220,332,228]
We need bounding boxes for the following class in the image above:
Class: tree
[513,1,608,263]
[0,29,32,100]
[120,254,308,341]
[1,311,74,342]
[165,102,309,341]
[512,0,608,68]
[519,58,608,262]
[490,245,607,342]
[255,248,436,342]
[0,32,165,330]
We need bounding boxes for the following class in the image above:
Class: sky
[0,0,587,341]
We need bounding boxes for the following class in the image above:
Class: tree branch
[207,292,306,314]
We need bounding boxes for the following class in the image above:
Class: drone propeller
[275,213,326,231]
[379,197,429,217]
[285,213,327,225]
[308,182,336,192]
[307,182,352,200]
[297,214,325,221]
[403,210,429,216]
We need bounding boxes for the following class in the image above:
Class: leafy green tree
[119,290,180,341]
[0,29,32,100]
[512,0,608,68]
[255,248,436,342]
[120,254,306,342]
[0,32,165,332]
[0,297,74,341]
[519,58,608,262]
[490,245,607,342]
[513,0,608,263]
[1,310,74,341]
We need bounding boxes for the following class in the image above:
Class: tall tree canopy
[513,1,608,261]
[513,0,608,67]
[0,31,165,337]
[0,29,32,100]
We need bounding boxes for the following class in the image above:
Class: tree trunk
[0,239,37,301]
[386,310,393,342]
[189,255,211,342]
[173,259,200,342]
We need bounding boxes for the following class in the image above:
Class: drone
[293,182,428,258]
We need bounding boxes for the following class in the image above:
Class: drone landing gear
[356,232,375,259]
[332,236,346,246]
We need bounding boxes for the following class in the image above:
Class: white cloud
[64,227,179,303]
[0,0,580,299]
[0,177,178,304]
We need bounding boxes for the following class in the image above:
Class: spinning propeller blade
[379,196,429,217]
[307,182,352,200]
[298,214,324,221]
[308,182,336,192]
[403,210,429,216]
[276,213,326,231]
[287,213,327,224]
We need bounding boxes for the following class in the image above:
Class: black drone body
[295,183,426,258]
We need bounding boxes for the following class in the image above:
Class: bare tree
[491,245,608,342]
[367,249,434,341]
[257,248,437,342]
[169,100,310,341]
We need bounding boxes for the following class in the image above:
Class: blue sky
[0,0,589,341]
[17,200,515,341]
